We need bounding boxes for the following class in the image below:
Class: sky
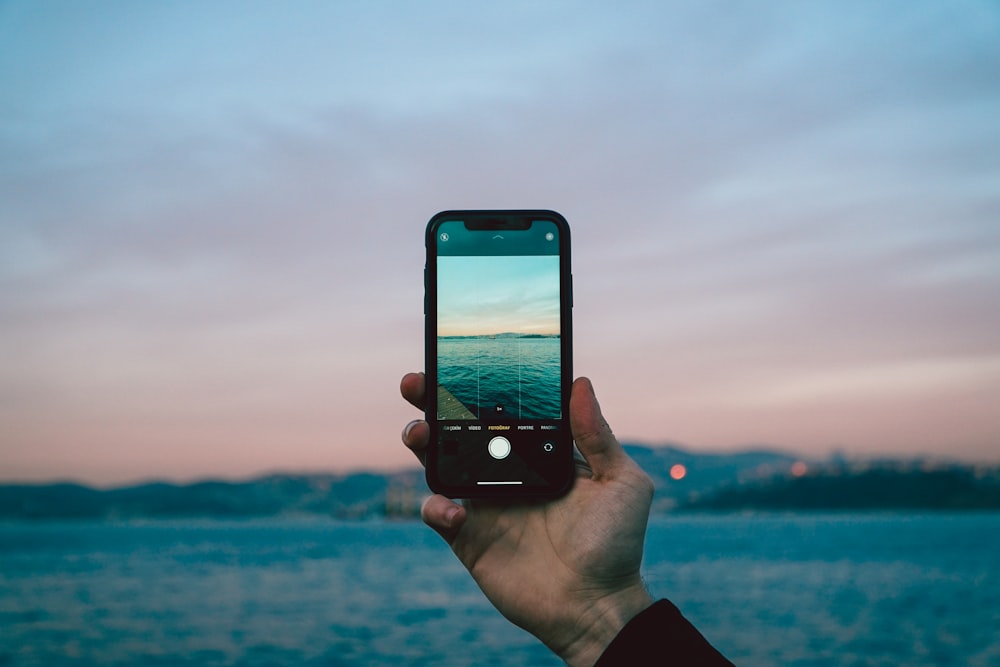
[1,1,999,485]
[437,255,561,337]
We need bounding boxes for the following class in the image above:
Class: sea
[437,336,561,420]
[1,513,997,667]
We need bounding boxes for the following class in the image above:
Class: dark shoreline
[2,459,998,521]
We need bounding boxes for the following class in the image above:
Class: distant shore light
[670,464,687,480]
[791,461,808,477]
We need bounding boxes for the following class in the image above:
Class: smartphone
[424,210,574,498]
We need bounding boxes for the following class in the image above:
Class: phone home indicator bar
[477,481,523,485]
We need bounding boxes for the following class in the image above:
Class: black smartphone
[424,210,574,498]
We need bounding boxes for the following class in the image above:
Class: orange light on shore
[669,464,687,480]
[791,461,808,477]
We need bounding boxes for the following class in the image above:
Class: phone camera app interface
[430,215,569,493]
[435,222,561,423]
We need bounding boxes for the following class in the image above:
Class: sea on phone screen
[437,335,560,419]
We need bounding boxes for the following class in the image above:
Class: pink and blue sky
[437,255,561,337]
[2,2,998,485]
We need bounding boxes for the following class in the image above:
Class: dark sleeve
[593,599,735,666]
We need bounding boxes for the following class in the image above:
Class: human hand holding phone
[400,372,656,667]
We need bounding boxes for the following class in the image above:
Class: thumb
[570,377,630,479]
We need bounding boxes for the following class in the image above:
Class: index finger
[400,372,426,411]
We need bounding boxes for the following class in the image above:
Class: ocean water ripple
[1,514,997,666]
[438,337,560,419]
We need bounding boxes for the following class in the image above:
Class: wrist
[554,582,655,667]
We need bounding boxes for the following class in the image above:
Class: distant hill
[439,332,558,339]
[0,470,427,521]
[683,464,1000,511]
[622,443,799,511]
[1,444,996,519]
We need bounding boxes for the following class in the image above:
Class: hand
[400,373,656,667]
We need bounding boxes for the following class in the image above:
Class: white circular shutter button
[487,436,511,459]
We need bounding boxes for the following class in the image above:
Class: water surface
[1,514,997,666]
[437,336,560,419]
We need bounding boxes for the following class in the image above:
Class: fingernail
[402,420,419,441]
[444,505,461,527]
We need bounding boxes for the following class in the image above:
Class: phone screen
[425,211,573,497]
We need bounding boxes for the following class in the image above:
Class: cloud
[2,1,999,481]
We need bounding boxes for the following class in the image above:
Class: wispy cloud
[2,1,998,482]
